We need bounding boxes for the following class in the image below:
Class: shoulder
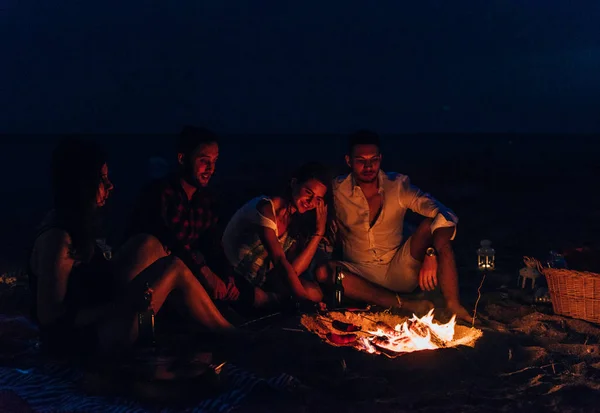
[36,228,71,245]
[32,228,73,259]
[382,172,411,187]
[382,171,407,182]
[332,173,351,191]
[255,197,276,220]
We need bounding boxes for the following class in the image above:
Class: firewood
[375,321,397,336]
[372,336,391,347]
[408,319,447,348]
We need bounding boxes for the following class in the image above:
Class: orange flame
[365,309,457,354]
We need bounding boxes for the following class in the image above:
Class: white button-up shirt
[332,171,458,266]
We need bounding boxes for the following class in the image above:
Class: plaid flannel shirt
[129,175,229,279]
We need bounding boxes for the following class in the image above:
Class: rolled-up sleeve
[397,175,458,239]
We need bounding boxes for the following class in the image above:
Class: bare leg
[432,226,474,324]
[255,272,324,307]
[253,287,273,308]
[406,219,473,323]
[300,279,323,303]
[97,253,234,353]
[123,255,233,330]
[110,233,169,286]
[315,262,433,315]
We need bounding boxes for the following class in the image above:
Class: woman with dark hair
[29,137,234,356]
[222,162,331,309]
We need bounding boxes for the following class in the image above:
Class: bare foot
[401,299,434,316]
[446,302,476,326]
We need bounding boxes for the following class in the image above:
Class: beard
[355,171,378,184]
[181,165,204,189]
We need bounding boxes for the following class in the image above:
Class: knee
[168,256,194,280]
[131,233,168,257]
[306,284,324,302]
[314,263,331,284]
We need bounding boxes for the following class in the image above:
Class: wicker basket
[544,268,600,324]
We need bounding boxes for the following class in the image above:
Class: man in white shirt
[316,131,473,323]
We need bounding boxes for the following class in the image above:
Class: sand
[2,268,600,412]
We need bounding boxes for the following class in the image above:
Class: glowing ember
[300,309,482,358]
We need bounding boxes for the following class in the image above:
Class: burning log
[375,321,397,336]
[407,318,448,348]
[372,336,391,347]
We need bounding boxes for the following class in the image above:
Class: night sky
[2,1,600,134]
[1,1,600,261]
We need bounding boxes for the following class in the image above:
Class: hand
[316,302,327,312]
[210,276,229,300]
[201,265,228,300]
[419,255,438,291]
[224,276,240,301]
[315,200,328,237]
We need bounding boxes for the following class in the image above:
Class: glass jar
[477,240,496,271]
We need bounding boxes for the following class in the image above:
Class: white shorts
[337,236,421,293]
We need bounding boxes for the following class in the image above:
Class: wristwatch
[426,247,437,257]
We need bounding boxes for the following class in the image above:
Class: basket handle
[524,256,545,275]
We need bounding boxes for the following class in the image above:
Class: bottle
[137,282,156,347]
[477,240,496,271]
[333,266,345,307]
[138,310,156,346]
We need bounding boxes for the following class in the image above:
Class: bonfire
[301,309,482,358]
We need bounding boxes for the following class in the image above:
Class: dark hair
[290,162,332,193]
[51,137,107,261]
[177,125,219,158]
[285,162,333,241]
[348,129,381,156]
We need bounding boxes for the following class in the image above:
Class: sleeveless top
[222,197,296,287]
[28,211,114,353]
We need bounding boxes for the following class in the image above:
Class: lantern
[477,240,495,271]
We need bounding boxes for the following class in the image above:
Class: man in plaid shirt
[129,126,240,302]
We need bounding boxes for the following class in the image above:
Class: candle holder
[477,240,495,271]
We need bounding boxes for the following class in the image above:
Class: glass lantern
[477,240,495,271]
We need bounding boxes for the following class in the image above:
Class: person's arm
[255,201,310,301]
[259,226,310,300]
[34,229,74,326]
[289,200,328,275]
[397,174,458,238]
